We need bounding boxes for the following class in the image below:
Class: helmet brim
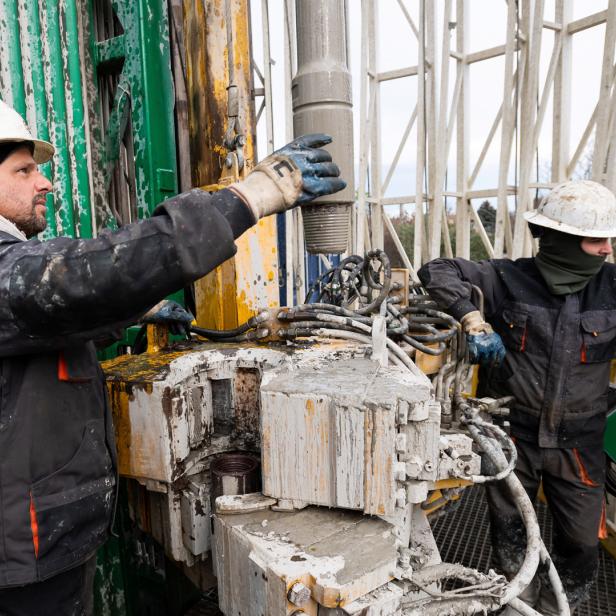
[0,137,55,164]
[31,139,55,164]
[523,209,616,238]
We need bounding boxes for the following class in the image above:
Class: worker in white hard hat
[0,100,345,615]
[418,179,616,615]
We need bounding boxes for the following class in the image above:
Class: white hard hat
[523,180,616,238]
[0,100,54,164]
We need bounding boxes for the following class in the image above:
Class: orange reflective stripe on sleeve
[519,325,527,352]
[599,500,608,540]
[572,448,600,487]
[57,352,69,382]
[29,492,39,559]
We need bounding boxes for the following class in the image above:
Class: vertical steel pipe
[292,0,355,254]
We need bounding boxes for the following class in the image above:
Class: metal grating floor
[432,486,616,616]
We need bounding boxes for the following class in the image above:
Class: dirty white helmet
[523,180,616,238]
[0,100,54,164]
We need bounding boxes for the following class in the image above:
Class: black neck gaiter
[534,230,606,295]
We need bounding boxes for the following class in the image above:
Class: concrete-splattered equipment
[260,358,441,515]
[103,336,483,612]
[103,245,573,614]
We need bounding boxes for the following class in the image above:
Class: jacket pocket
[580,311,616,363]
[30,419,115,567]
[501,308,528,351]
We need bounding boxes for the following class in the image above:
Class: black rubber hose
[304,268,336,304]
[402,334,446,356]
[190,320,256,339]
[355,250,392,315]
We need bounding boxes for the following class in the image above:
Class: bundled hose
[189,311,270,343]
[279,250,457,360]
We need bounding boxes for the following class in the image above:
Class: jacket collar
[0,215,27,242]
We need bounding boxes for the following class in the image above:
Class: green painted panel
[605,407,616,463]
[0,0,26,115]
[64,0,93,238]
[93,0,178,222]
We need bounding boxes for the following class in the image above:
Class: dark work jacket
[418,257,616,449]
[0,188,254,587]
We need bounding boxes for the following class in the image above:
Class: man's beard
[17,196,48,238]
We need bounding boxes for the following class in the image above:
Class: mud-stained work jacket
[418,257,616,449]
[0,189,254,587]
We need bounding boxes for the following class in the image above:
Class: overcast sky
[250,0,609,213]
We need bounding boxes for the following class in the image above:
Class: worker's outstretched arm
[0,135,345,353]
[418,257,508,320]
[418,257,508,366]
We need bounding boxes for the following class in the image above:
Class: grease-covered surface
[432,485,616,616]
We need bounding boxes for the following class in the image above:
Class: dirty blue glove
[228,133,346,220]
[461,310,506,367]
[142,300,194,337]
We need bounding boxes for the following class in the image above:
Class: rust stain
[233,368,260,440]
[108,383,133,476]
[184,0,278,329]
[102,346,197,383]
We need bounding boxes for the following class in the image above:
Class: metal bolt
[423,461,434,472]
[288,582,311,606]
[406,459,422,478]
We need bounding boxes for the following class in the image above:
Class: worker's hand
[228,134,346,220]
[461,310,506,367]
[141,300,194,336]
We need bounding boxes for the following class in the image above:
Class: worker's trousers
[484,439,606,610]
[0,555,96,616]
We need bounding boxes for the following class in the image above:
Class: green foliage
[386,213,492,264]
[477,200,496,235]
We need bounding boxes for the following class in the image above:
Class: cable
[189,311,270,340]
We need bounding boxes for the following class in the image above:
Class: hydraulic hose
[463,415,570,614]
[190,311,269,340]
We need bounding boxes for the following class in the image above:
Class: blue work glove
[461,310,506,367]
[142,300,194,337]
[228,133,346,220]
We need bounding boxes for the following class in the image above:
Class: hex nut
[288,582,311,606]
[406,459,423,478]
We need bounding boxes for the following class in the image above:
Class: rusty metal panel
[181,0,279,329]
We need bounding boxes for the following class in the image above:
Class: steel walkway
[432,486,616,616]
